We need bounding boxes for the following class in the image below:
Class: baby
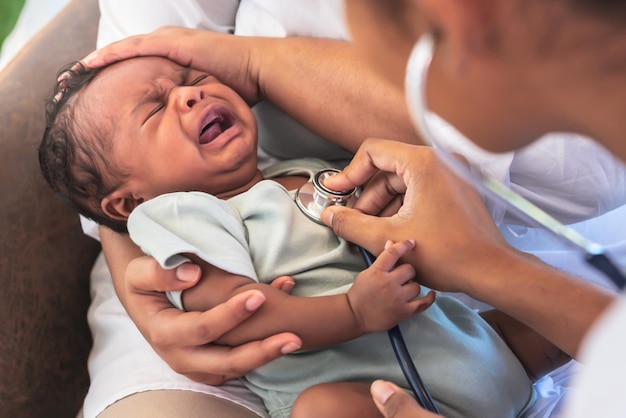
[39,56,535,418]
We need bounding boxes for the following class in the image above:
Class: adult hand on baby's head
[122,256,301,384]
[82,26,199,69]
[82,26,264,104]
[321,138,510,295]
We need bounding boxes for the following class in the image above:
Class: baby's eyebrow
[178,67,192,84]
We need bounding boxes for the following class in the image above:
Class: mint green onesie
[128,158,535,418]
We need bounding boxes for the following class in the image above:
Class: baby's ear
[101,191,143,221]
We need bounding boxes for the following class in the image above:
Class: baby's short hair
[39,62,128,233]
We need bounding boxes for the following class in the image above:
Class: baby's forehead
[102,56,187,83]
[83,57,188,105]
[122,55,184,71]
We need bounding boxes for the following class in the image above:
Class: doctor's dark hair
[39,62,129,233]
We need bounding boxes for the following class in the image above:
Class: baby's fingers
[373,240,416,272]
[393,272,422,301]
[407,291,436,315]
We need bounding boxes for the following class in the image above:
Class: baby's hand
[348,240,435,333]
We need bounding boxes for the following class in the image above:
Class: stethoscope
[295,168,440,413]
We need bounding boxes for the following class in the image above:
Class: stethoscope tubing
[586,253,626,290]
[358,247,441,414]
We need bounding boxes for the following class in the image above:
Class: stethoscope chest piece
[295,168,357,224]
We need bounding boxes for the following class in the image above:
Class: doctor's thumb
[371,380,440,418]
[321,206,381,250]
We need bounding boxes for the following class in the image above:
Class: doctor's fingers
[371,380,439,418]
[324,138,414,194]
[321,206,399,256]
[325,138,443,195]
[352,171,407,216]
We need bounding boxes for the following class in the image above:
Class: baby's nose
[176,86,204,109]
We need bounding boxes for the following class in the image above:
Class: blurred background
[0,0,25,47]
[0,0,69,70]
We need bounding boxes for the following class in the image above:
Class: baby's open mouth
[199,107,235,145]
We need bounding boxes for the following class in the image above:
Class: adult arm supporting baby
[100,227,302,383]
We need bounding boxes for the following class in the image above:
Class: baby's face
[81,56,259,200]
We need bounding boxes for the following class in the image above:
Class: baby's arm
[183,240,435,350]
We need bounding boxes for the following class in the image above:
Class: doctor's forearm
[467,247,616,359]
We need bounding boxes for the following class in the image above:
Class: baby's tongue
[201,123,223,144]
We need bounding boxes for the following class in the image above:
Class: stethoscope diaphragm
[295,168,357,224]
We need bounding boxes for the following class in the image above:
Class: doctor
[316,1,625,417]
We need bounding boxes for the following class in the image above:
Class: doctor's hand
[371,380,441,418]
[321,138,513,295]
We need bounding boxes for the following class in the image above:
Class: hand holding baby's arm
[347,240,435,334]
[181,241,433,351]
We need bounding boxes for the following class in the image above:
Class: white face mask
[403,33,625,289]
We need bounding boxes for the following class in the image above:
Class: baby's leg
[291,382,382,418]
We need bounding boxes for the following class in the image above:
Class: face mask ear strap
[405,33,436,147]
